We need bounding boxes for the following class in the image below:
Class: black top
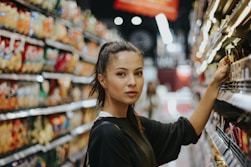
[86,116,200,167]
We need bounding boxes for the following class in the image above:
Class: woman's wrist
[206,79,221,98]
[210,77,222,89]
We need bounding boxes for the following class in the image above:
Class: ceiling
[76,0,195,58]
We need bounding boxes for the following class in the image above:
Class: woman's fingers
[214,56,230,84]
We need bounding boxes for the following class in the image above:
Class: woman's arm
[189,56,230,135]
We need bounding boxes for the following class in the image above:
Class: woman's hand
[213,56,230,85]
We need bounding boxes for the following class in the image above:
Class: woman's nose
[128,74,136,85]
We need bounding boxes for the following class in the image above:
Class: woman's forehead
[106,51,143,69]
[113,51,141,60]
[112,51,142,63]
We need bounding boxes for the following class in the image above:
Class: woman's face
[99,51,144,106]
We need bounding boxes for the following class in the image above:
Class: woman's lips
[126,91,138,97]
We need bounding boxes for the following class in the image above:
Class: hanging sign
[113,0,179,21]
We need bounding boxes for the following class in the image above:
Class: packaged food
[55,51,78,73]
[17,81,40,109]
[0,1,18,30]
[43,16,54,39]
[20,43,45,74]
[46,78,71,106]
[51,20,67,42]
[41,0,58,11]
[74,61,94,77]
[16,8,30,35]
[43,47,59,72]
[0,121,12,155]
[10,119,29,151]
[30,11,45,38]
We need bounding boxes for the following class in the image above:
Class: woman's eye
[117,72,125,77]
[135,71,143,76]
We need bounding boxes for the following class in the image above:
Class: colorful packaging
[16,9,30,35]
[0,80,18,112]
[55,51,78,73]
[20,43,45,74]
[0,1,18,30]
[43,47,59,72]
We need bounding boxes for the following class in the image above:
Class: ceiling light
[114,16,123,25]
[155,13,173,45]
[131,16,142,25]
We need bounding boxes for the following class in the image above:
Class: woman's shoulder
[90,118,122,137]
[139,116,157,124]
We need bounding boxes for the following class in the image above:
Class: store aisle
[134,85,198,167]
[155,87,197,167]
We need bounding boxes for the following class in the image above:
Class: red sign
[114,0,179,21]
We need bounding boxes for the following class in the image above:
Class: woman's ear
[98,74,107,88]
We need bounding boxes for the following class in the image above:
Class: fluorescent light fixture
[155,13,173,44]
[114,16,123,25]
[131,16,142,25]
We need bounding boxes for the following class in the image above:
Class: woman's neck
[102,104,128,118]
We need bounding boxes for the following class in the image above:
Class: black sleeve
[140,116,200,165]
[87,122,132,167]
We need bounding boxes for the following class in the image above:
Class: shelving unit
[0,0,120,166]
[190,0,251,166]
[0,122,92,166]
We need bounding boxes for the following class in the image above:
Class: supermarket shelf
[42,72,93,84]
[45,39,79,53]
[41,135,73,152]
[61,147,87,167]
[0,29,44,46]
[206,126,251,167]
[217,90,251,113]
[79,54,98,64]
[72,75,94,84]
[0,1,102,167]
[83,31,107,45]
[197,0,251,72]
[0,99,97,121]
[204,133,218,167]
[0,135,72,166]
[0,144,42,166]
[71,123,93,136]
[0,72,93,84]
[14,0,58,16]
[0,73,44,82]
[0,123,92,166]
[205,131,227,167]
[14,0,106,46]
[69,147,87,163]
[216,126,251,166]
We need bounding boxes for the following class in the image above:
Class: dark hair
[89,41,144,133]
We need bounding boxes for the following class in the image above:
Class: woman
[85,41,230,167]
